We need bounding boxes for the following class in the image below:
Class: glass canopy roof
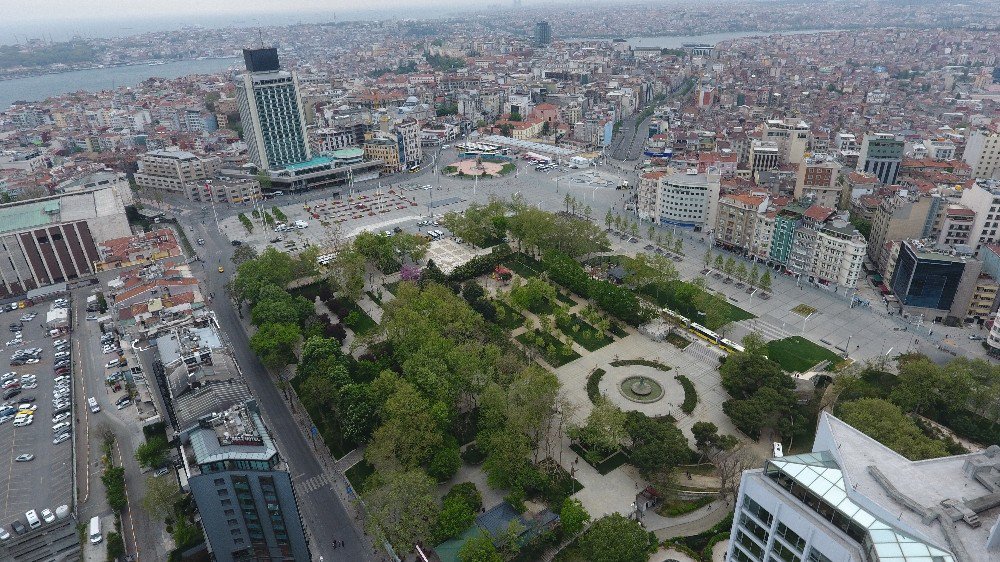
[768,452,954,562]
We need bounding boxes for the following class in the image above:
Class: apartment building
[762,118,810,165]
[727,411,998,562]
[959,180,1000,249]
[963,129,1000,180]
[715,194,766,252]
[867,193,937,273]
[794,156,842,209]
[134,149,222,197]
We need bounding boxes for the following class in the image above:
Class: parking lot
[0,301,73,534]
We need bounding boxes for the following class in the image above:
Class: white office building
[727,412,1000,562]
[637,169,720,232]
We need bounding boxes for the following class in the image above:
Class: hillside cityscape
[1,1,1000,562]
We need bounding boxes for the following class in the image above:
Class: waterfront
[0,57,236,108]
[624,29,837,49]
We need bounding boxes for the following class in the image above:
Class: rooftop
[189,402,277,466]
[809,412,1000,562]
[0,199,59,235]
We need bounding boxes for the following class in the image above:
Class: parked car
[53,433,70,445]
[14,454,34,462]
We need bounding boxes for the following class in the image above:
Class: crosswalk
[295,471,336,495]
[746,318,794,342]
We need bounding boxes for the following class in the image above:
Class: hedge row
[447,244,513,282]
[586,368,606,404]
[675,375,698,414]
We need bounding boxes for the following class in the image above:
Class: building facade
[0,187,130,298]
[637,170,720,231]
[236,48,312,170]
[963,129,1000,180]
[890,240,982,321]
[794,157,842,209]
[762,118,810,165]
[187,402,310,562]
[715,194,765,252]
[857,133,904,185]
[134,149,222,197]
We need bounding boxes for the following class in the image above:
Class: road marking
[77,335,92,504]
[4,426,16,515]
[115,441,140,561]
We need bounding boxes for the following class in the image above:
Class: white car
[52,413,69,424]
[54,351,70,359]
[105,360,121,369]
[53,433,70,445]
[52,339,67,347]
[0,526,8,540]
[13,417,32,427]
[52,422,70,434]
[41,508,55,523]
[24,359,39,364]
[86,314,98,321]
[0,415,13,424]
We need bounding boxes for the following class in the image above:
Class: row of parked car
[0,506,66,540]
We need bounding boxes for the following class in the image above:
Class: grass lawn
[492,299,526,330]
[345,458,375,493]
[516,330,581,367]
[506,253,543,279]
[640,280,755,330]
[330,297,379,337]
[656,495,715,517]
[384,281,401,296]
[555,291,576,305]
[527,297,556,316]
[569,443,629,475]
[792,303,818,316]
[291,374,356,459]
[556,315,613,351]
[666,331,690,349]
[766,336,841,373]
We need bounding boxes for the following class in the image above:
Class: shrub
[675,375,698,414]
[586,368,605,404]
[428,438,462,481]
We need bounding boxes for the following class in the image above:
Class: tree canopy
[837,398,949,460]
[580,514,657,562]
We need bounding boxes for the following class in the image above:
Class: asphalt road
[180,222,371,562]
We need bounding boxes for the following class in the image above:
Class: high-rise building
[857,133,904,185]
[134,148,222,197]
[866,192,937,272]
[749,140,780,176]
[534,21,552,46]
[715,194,767,252]
[727,411,1000,562]
[236,47,312,170]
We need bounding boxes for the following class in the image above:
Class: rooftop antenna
[257,28,265,48]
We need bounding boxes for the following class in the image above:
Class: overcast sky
[7,0,503,22]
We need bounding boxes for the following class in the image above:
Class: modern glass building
[858,133,904,186]
[727,412,1000,562]
[890,241,968,311]
[237,48,312,170]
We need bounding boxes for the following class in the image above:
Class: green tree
[714,254,724,270]
[741,331,768,356]
[604,208,613,230]
[106,531,125,560]
[703,247,712,268]
[458,531,502,562]
[569,397,626,453]
[363,469,440,553]
[580,514,656,562]
[249,322,300,368]
[231,244,258,266]
[135,436,168,469]
[673,237,683,254]
[327,247,366,301]
[232,248,297,304]
[510,277,557,312]
[250,284,313,327]
[428,437,462,481]
[560,498,590,536]
[433,492,477,543]
[647,224,655,240]
[723,256,737,278]
[838,398,949,460]
[624,411,691,476]
[748,263,761,288]
[759,270,772,292]
[141,475,181,519]
[481,427,532,490]
[366,379,443,472]
[692,421,721,460]
[736,262,749,283]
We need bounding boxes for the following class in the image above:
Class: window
[776,522,806,552]
[742,495,774,526]
[806,548,832,562]
[215,478,226,486]
[217,489,229,497]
